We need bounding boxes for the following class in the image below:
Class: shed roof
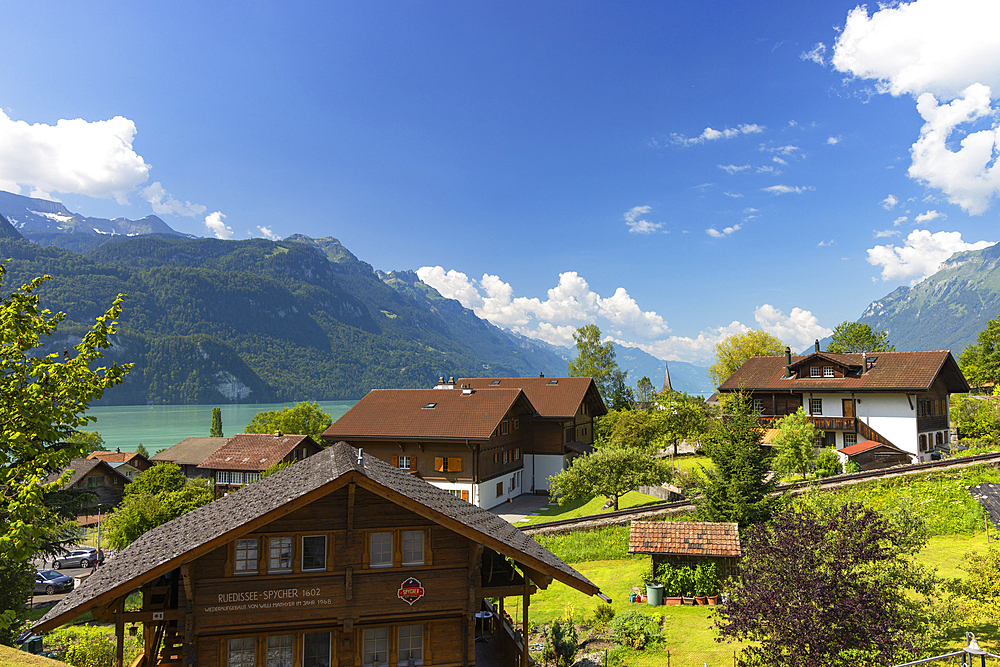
[719,350,968,394]
[150,437,229,466]
[32,442,601,634]
[629,521,741,557]
[458,377,607,419]
[323,388,530,441]
[837,440,907,456]
[197,433,319,471]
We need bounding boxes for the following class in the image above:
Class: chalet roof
[197,433,319,471]
[837,440,907,456]
[150,437,228,466]
[323,388,530,441]
[32,442,601,634]
[87,451,151,467]
[719,350,969,394]
[45,459,130,488]
[459,376,607,419]
[564,441,594,455]
[629,521,741,557]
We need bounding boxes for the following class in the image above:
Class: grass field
[515,491,663,526]
[0,645,72,667]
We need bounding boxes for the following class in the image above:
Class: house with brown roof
[837,439,911,471]
[322,386,535,509]
[718,342,969,462]
[151,437,229,479]
[87,449,153,481]
[46,459,132,509]
[31,443,607,667]
[458,376,607,493]
[197,433,323,496]
[629,520,742,579]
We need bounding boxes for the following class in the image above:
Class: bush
[593,603,616,628]
[845,460,861,474]
[47,625,142,667]
[814,448,842,478]
[610,609,662,650]
[541,618,579,667]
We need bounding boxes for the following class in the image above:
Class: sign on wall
[397,577,424,605]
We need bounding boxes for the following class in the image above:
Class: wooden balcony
[757,415,895,448]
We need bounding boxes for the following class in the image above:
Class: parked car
[52,547,104,569]
[34,570,74,596]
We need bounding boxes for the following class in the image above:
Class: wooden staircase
[156,626,183,667]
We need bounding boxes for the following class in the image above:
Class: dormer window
[823,366,834,378]
[810,366,821,378]
[423,403,437,409]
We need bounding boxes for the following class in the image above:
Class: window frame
[810,366,821,378]
[370,532,393,569]
[362,627,389,667]
[401,530,425,566]
[822,366,835,378]
[843,432,857,448]
[301,535,327,572]
[268,536,293,573]
[397,625,424,666]
[302,632,332,667]
[228,637,257,667]
[496,481,503,497]
[810,398,823,415]
[234,538,259,576]
[500,420,509,436]
[265,634,294,667]
[752,399,764,414]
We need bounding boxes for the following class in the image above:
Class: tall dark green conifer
[210,407,223,437]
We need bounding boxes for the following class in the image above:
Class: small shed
[837,439,910,471]
[628,521,741,578]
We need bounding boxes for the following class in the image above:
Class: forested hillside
[0,235,567,405]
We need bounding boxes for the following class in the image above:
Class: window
[217,470,229,484]
[363,628,389,667]
[581,402,587,415]
[508,476,515,492]
[503,451,509,464]
[752,399,764,414]
[810,398,823,415]
[514,448,521,461]
[370,532,393,568]
[490,380,500,385]
[235,538,259,575]
[398,456,411,470]
[920,434,928,452]
[422,403,436,409]
[228,638,256,667]
[435,457,462,473]
[823,366,835,378]
[496,481,503,497]
[266,635,293,667]
[302,535,326,571]
[87,475,106,488]
[810,366,821,378]
[397,625,424,666]
[246,472,260,484]
[303,632,331,667]
[513,419,519,429]
[500,420,509,435]
[936,432,945,447]
[844,432,857,448]
[402,531,424,565]
[269,537,292,572]
[447,489,469,502]
[548,379,558,385]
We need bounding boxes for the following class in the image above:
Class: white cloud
[754,304,832,350]
[623,205,663,234]
[827,136,842,145]
[831,1,1000,214]
[609,320,750,364]
[706,224,742,238]
[893,216,908,226]
[672,123,764,147]
[204,211,233,240]
[881,194,899,209]
[773,156,787,165]
[762,185,814,195]
[29,188,57,201]
[0,109,150,203]
[718,164,751,174]
[141,181,207,218]
[800,42,827,66]
[866,229,995,282]
[914,209,945,223]
[817,240,834,247]
[257,226,279,240]
[761,145,800,156]
[874,229,900,238]
[723,191,743,198]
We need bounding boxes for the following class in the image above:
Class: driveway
[490,494,553,524]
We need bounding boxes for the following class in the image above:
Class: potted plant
[693,564,709,605]
[703,563,720,605]
[658,563,682,606]
[680,566,696,605]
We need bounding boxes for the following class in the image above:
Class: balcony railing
[757,415,894,448]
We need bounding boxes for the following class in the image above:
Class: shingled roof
[44,459,130,489]
[32,442,601,634]
[150,437,229,466]
[197,433,319,471]
[629,521,741,557]
[459,376,607,419]
[718,350,968,394]
[87,451,151,467]
[323,388,531,441]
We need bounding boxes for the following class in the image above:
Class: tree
[210,406,223,437]
[64,430,107,456]
[605,410,664,451]
[950,393,1000,445]
[548,446,669,510]
[568,324,627,404]
[960,314,1000,391]
[716,502,932,666]
[606,369,635,410]
[655,391,712,457]
[0,266,130,639]
[708,329,785,389]
[827,321,895,354]
[771,407,821,480]
[635,376,656,407]
[696,392,778,528]
[103,463,212,550]
[245,401,332,438]
[135,443,150,459]
[955,545,1000,623]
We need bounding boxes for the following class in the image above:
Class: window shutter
[434,457,444,472]
[461,490,469,502]
[448,457,462,472]
[391,456,399,468]
[424,623,432,664]
[409,457,417,471]
[425,529,433,565]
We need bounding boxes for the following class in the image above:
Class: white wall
[856,394,918,459]
[526,454,567,492]
[476,471,523,510]
[429,481,476,505]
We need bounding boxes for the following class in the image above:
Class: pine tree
[210,407,223,437]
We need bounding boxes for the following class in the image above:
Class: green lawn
[669,454,712,473]
[515,491,663,526]
[0,645,73,667]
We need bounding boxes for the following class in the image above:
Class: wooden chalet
[628,521,742,579]
[45,458,132,509]
[457,377,607,493]
[718,344,969,462]
[197,433,323,497]
[31,443,606,667]
[88,449,155,480]
[322,387,536,509]
[152,437,229,480]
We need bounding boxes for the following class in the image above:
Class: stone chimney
[814,339,820,353]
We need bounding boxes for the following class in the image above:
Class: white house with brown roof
[718,344,969,462]
[151,436,229,479]
[197,433,323,496]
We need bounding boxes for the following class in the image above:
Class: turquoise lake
[84,401,358,455]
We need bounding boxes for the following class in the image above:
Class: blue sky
[1,1,998,364]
